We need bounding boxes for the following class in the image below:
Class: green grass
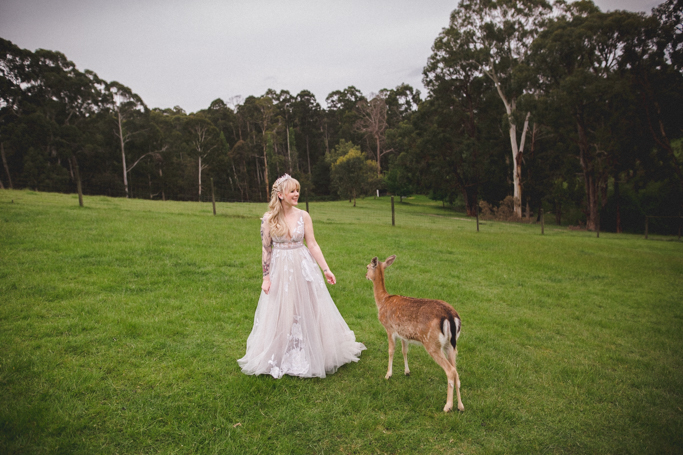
[1,189,682,454]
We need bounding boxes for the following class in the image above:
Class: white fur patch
[439,319,451,348]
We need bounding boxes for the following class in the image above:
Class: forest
[0,0,681,233]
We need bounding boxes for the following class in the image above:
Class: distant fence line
[5,180,681,241]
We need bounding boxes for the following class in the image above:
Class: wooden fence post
[391,196,395,226]
[476,209,480,232]
[211,178,216,215]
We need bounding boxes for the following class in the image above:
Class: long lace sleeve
[261,217,272,277]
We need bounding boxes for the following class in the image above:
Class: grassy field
[1,189,682,454]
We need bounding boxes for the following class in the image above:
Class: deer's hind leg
[425,342,461,413]
[401,338,410,376]
[446,344,464,412]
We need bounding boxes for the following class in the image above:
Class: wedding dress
[238,211,366,378]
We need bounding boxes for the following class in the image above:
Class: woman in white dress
[238,174,366,378]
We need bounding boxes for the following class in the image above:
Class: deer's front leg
[385,331,395,379]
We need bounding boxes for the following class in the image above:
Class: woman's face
[279,184,299,207]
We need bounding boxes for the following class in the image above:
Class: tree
[106,81,147,198]
[329,143,377,206]
[384,152,415,202]
[530,2,659,230]
[356,93,391,176]
[185,114,219,201]
[325,86,366,153]
[433,0,552,217]
[291,90,323,176]
[423,20,507,216]
[255,95,276,200]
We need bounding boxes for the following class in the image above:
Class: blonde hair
[267,174,301,237]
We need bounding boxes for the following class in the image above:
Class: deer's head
[366,255,396,282]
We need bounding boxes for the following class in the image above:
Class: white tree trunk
[118,109,129,198]
[490,73,529,218]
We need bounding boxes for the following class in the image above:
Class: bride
[238,174,366,378]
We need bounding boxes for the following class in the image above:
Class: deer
[366,255,464,412]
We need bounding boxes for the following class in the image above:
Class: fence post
[476,209,480,232]
[645,216,648,239]
[71,155,83,207]
[211,178,216,215]
[391,196,395,226]
[306,188,309,213]
[541,208,544,235]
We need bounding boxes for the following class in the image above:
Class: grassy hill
[1,190,681,454]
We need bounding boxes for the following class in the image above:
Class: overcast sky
[0,0,664,113]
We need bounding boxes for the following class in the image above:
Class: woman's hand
[324,270,336,285]
[262,277,271,294]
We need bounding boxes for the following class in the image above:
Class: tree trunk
[376,135,381,177]
[614,174,622,233]
[286,126,292,173]
[198,156,203,201]
[2,142,14,189]
[577,120,597,231]
[489,71,528,218]
[306,136,311,176]
[158,168,166,201]
[353,187,356,207]
[463,186,478,217]
[118,109,129,198]
[71,155,83,207]
[263,144,270,201]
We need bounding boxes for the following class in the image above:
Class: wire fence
[5,176,682,242]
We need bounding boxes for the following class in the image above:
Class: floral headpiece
[272,174,292,192]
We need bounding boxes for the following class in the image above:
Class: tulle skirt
[237,245,366,378]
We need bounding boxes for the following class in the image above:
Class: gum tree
[429,0,552,217]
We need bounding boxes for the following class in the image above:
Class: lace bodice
[272,212,305,249]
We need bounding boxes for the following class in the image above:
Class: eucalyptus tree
[356,93,390,176]
[105,81,147,198]
[382,83,422,128]
[185,113,220,201]
[530,1,658,230]
[423,16,511,216]
[292,90,323,176]
[430,0,552,217]
[619,0,683,212]
[325,86,366,153]
[0,38,34,188]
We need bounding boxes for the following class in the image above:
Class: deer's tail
[441,315,460,349]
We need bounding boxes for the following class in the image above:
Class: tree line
[1,0,681,233]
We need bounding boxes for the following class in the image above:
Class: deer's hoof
[385,373,392,380]
[404,371,410,376]
[457,403,465,412]
[443,404,453,413]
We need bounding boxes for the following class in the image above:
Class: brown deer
[366,255,464,412]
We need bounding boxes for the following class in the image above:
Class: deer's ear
[385,255,396,267]
[371,257,379,268]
